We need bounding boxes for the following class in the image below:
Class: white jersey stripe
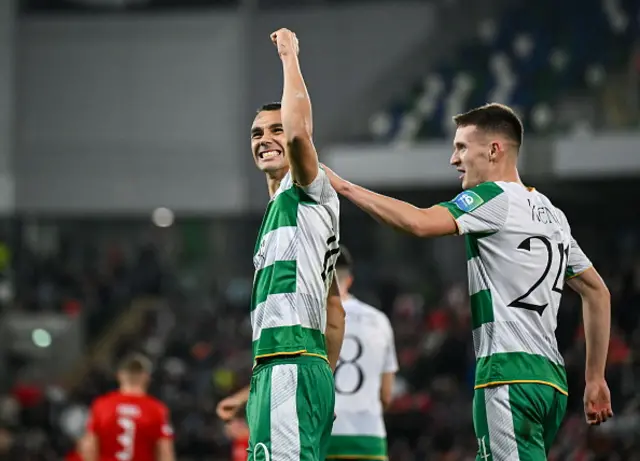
[270,364,300,461]
[468,257,489,295]
[254,226,297,272]
[473,321,564,364]
[251,293,317,342]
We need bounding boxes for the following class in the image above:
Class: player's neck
[340,292,353,302]
[119,386,146,396]
[488,166,523,186]
[265,168,288,198]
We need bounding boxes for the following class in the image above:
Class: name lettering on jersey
[453,190,484,213]
[116,404,141,418]
[527,200,560,225]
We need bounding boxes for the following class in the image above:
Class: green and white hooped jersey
[251,168,340,362]
[329,297,398,459]
[439,181,592,395]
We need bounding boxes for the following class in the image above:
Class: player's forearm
[157,439,176,461]
[338,180,429,236]
[582,288,611,381]
[233,385,250,405]
[326,298,346,372]
[81,449,97,461]
[281,54,313,140]
[380,373,395,410]
[80,434,98,461]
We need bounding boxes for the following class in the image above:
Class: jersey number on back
[321,235,340,282]
[335,335,364,395]
[116,417,136,461]
[509,236,569,316]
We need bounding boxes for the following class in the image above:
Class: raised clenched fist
[270,28,299,58]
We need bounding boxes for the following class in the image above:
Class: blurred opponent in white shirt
[326,246,398,461]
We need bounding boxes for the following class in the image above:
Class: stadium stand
[370,0,640,142]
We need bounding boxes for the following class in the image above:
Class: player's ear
[489,141,501,161]
[345,274,354,291]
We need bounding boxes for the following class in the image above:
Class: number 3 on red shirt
[117,417,136,461]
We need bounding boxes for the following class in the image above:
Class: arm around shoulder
[324,167,458,238]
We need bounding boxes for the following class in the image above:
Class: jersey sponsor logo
[453,190,484,213]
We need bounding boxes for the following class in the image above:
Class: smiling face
[250,109,288,173]
[450,125,493,190]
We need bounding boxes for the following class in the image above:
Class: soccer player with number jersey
[326,246,398,461]
[324,103,613,461]
[83,354,175,461]
[215,28,346,461]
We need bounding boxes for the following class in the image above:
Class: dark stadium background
[0,0,639,459]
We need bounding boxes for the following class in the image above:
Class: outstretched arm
[324,166,457,237]
[272,28,318,186]
[216,386,250,421]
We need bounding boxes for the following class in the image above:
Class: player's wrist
[585,369,606,383]
[280,53,300,67]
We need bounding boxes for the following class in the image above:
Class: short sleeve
[438,182,509,235]
[297,167,338,206]
[157,406,174,440]
[565,236,593,280]
[382,316,399,374]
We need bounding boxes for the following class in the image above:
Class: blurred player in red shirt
[82,354,175,461]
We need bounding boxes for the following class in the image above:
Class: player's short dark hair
[335,245,353,272]
[256,102,282,114]
[453,103,524,147]
[117,353,152,375]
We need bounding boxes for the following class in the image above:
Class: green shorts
[473,383,567,461]
[246,355,335,461]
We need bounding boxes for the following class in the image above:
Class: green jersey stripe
[438,201,464,219]
[475,351,568,394]
[469,181,504,201]
[327,435,388,459]
[470,289,494,329]
[466,234,480,259]
[251,260,297,311]
[252,325,327,359]
[254,186,316,256]
[464,233,496,261]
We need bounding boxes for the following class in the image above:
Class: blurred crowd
[0,211,638,461]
